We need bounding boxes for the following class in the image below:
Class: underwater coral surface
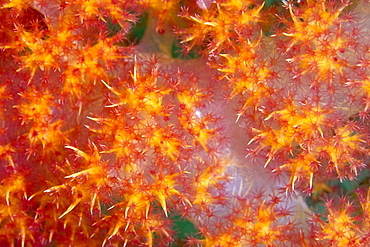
[1,0,370,246]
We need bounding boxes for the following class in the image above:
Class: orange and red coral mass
[1,0,370,246]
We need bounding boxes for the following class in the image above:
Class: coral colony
[1,0,370,246]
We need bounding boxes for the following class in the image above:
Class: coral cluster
[1,0,370,246]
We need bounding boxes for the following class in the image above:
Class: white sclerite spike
[195,109,202,118]
[197,0,212,10]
